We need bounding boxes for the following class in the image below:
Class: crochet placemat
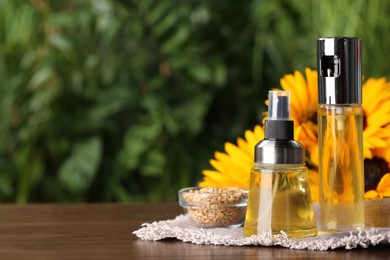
[133,199,390,251]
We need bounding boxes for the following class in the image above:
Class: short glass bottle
[244,163,317,238]
[243,91,317,238]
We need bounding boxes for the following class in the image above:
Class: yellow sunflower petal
[199,125,262,188]
[308,169,319,203]
[364,190,383,200]
[363,127,381,138]
[225,142,252,163]
[363,147,373,159]
[214,151,250,176]
[297,122,318,149]
[305,68,318,106]
[363,78,388,113]
[368,114,390,128]
[373,147,390,168]
[199,170,225,186]
[373,128,390,139]
[292,71,309,112]
[310,145,320,167]
[364,137,388,148]
[209,159,223,173]
[377,173,390,194]
[381,191,390,197]
[244,129,256,145]
[253,125,264,140]
[237,137,251,157]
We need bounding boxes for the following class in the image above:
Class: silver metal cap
[254,139,304,164]
[317,37,362,104]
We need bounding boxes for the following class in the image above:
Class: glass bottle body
[244,164,317,238]
[318,104,365,232]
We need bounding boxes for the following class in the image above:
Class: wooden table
[0,203,388,259]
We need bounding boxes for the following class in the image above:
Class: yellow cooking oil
[244,165,317,238]
[318,105,365,231]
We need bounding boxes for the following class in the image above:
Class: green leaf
[28,67,53,89]
[58,137,102,193]
[213,63,227,87]
[173,93,211,135]
[140,149,166,177]
[119,120,162,170]
[161,27,190,54]
[14,143,44,203]
[150,3,178,37]
[186,63,211,84]
[49,33,71,51]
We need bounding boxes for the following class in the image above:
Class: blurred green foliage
[0,0,389,202]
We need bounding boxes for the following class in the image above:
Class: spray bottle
[317,37,365,232]
[244,91,317,238]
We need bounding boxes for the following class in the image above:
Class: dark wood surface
[0,203,388,259]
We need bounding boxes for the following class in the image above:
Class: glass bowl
[178,187,248,228]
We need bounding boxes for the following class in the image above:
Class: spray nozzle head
[257,90,303,163]
[317,37,362,105]
[264,91,294,140]
[268,91,290,120]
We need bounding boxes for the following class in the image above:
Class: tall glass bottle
[317,37,365,232]
[244,91,317,238]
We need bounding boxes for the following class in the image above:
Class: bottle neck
[254,139,305,164]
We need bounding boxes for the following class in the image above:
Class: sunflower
[199,125,264,187]
[200,68,390,201]
[362,78,390,158]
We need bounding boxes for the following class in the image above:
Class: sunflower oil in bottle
[318,105,365,231]
[244,91,317,238]
[244,164,317,237]
[317,37,365,232]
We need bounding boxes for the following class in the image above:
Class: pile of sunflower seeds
[182,187,247,227]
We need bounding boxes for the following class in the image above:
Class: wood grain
[0,203,387,259]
